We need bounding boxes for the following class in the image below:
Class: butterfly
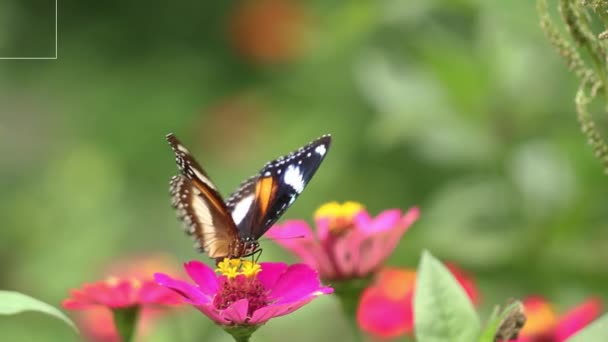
[167,133,331,261]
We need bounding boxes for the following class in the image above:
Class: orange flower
[228,0,308,64]
[515,296,603,342]
[356,265,479,339]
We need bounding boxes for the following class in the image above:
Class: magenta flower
[154,259,332,340]
[267,201,419,280]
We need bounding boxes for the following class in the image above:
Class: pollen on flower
[105,276,120,287]
[240,261,262,277]
[216,258,262,278]
[314,201,364,234]
[213,272,269,318]
[216,258,241,278]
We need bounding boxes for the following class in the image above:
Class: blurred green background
[1,0,607,341]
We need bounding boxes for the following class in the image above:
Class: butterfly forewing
[167,134,218,191]
[227,135,332,240]
[225,175,259,232]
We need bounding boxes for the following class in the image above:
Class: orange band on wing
[255,176,276,215]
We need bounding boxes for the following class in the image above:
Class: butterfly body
[167,133,331,261]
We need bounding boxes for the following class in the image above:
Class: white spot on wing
[315,144,326,156]
[284,165,305,193]
[177,144,190,153]
[231,194,254,225]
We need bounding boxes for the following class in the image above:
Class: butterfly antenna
[258,235,307,242]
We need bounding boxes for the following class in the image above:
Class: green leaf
[0,290,78,333]
[567,314,608,342]
[414,250,480,342]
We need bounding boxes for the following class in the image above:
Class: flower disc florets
[213,259,268,316]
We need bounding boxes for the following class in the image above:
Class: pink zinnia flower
[154,259,333,328]
[514,296,603,342]
[63,277,182,310]
[267,201,419,280]
[357,265,479,339]
[63,254,183,342]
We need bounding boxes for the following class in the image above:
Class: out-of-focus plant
[0,291,78,334]
[538,0,608,173]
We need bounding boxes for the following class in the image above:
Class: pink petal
[556,298,603,341]
[138,282,182,305]
[249,293,327,325]
[86,283,121,307]
[313,218,330,241]
[62,299,89,310]
[114,282,133,307]
[353,210,373,228]
[331,229,363,277]
[257,262,289,290]
[401,206,420,228]
[249,303,288,325]
[195,304,229,325]
[354,234,386,276]
[184,261,218,296]
[357,287,414,338]
[357,207,420,276]
[358,209,402,234]
[267,220,314,241]
[154,273,211,304]
[268,221,336,279]
[221,299,249,324]
[268,264,325,304]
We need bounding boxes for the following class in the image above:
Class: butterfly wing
[225,174,259,233]
[167,134,239,258]
[227,134,332,240]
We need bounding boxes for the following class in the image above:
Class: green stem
[332,277,373,342]
[112,307,140,342]
[224,325,260,342]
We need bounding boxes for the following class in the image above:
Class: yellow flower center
[314,201,364,234]
[241,260,262,277]
[215,258,262,278]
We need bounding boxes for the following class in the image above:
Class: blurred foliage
[1,0,608,341]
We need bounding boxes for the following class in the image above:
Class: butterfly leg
[254,248,263,263]
[243,248,263,263]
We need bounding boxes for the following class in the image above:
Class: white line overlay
[0,0,58,60]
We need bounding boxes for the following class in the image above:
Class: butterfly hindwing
[167,134,239,259]
[227,134,331,239]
